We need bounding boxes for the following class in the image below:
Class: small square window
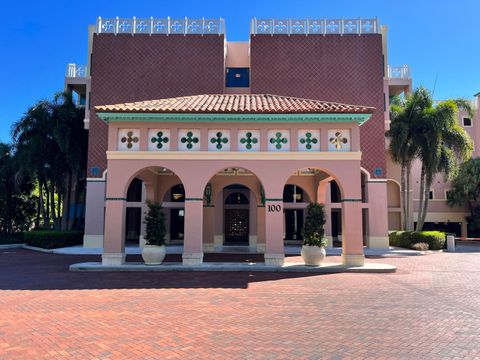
[374,167,383,177]
[463,118,472,127]
[429,191,434,200]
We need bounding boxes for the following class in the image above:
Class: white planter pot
[142,245,166,265]
[301,245,326,266]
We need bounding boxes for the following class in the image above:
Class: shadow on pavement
[0,249,333,291]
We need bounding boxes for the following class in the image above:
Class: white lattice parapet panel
[251,18,379,35]
[96,17,225,35]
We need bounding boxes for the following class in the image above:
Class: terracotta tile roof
[95,94,375,114]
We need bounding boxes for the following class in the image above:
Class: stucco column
[318,180,333,248]
[366,181,389,248]
[249,191,258,249]
[341,200,364,266]
[256,206,266,253]
[83,179,106,248]
[102,198,126,265]
[182,199,204,265]
[264,199,285,266]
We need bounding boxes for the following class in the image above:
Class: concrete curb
[22,245,56,254]
[70,261,397,273]
[0,243,24,250]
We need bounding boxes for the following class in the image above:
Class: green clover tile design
[239,132,258,150]
[180,131,199,150]
[269,132,288,150]
[299,132,318,150]
[210,131,229,149]
[150,131,169,149]
[120,131,139,149]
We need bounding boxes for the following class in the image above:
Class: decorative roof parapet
[250,18,379,35]
[96,17,225,35]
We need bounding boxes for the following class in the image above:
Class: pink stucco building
[64,17,478,267]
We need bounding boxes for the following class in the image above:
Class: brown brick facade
[88,34,225,176]
[250,34,385,177]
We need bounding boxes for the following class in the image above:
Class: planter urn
[142,245,166,265]
[301,245,326,266]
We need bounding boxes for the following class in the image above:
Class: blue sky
[1,0,479,143]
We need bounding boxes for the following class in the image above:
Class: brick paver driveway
[0,246,480,359]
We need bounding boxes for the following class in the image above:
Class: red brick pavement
[0,248,480,359]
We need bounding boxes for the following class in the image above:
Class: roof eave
[96,112,373,125]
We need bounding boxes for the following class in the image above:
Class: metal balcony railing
[96,17,225,35]
[388,65,411,79]
[250,18,379,35]
[65,64,87,78]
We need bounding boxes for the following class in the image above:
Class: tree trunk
[39,178,48,229]
[406,162,413,231]
[62,172,72,231]
[50,181,58,230]
[416,165,426,231]
[400,164,408,230]
[419,175,432,230]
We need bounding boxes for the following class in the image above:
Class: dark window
[170,184,185,202]
[127,178,142,202]
[463,118,472,126]
[283,185,304,203]
[226,68,250,87]
[225,192,249,205]
[170,209,185,240]
[429,191,434,200]
[284,209,304,241]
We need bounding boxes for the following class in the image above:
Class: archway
[123,166,185,247]
[202,167,264,252]
[284,167,345,249]
[162,184,185,244]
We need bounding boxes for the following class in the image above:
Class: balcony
[387,65,412,96]
[387,65,411,80]
[66,63,87,78]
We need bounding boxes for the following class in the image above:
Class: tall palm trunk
[406,162,413,231]
[400,164,407,230]
[417,164,426,231]
[61,172,72,231]
[419,175,433,230]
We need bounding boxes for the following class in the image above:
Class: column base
[203,243,214,253]
[367,236,389,249]
[83,235,103,248]
[264,253,284,266]
[139,235,146,248]
[182,252,204,266]
[102,253,126,266]
[214,235,223,248]
[256,243,266,253]
[342,253,365,267]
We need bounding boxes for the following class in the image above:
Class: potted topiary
[141,201,167,265]
[301,203,328,266]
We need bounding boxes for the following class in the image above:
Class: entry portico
[95,94,381,267]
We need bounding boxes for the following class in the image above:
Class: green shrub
[24,231,83,249]
[144,201,166,246]
[389,230,446,250]
[410,231,446,250]
[0,233,24,245]
[303,203,328,247]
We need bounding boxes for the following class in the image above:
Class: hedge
[389,231,446,250]
[23,231,84,249]
[0,233,24,245]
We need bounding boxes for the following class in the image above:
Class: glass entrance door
[224,209,249,244]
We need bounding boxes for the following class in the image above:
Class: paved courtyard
[0,246,479,359]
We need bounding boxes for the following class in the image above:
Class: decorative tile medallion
[298,129,320,151]
[268,130,290,152]
[238,130,260,151]
[118,129,140,151]
[148,129,170,151]
[208,130,230,151]
[328,129,351,152]
[178,129,200,151]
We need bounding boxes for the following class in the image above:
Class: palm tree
[386,88,431,230]
[414,99,473,231]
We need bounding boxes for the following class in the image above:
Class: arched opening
[202,167,263,252]
[123,167,184,247]
[283,184,310,244]
[387,179,402,231]
[284,167,344,248]
[125,178,143,245]
[163,184,185,243]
